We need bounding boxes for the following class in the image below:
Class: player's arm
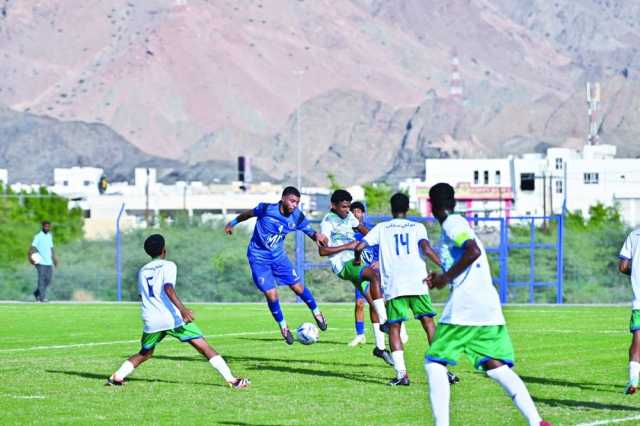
[354,223,369,236]
[353,240,369,265]
[51,248,59,267]
[27,245,37,265]
[224,209,255,234]
[428,239,481,289]
[163,284,194,323]
[318,240,357,256]
[619,258,632,276]
[419,239,442,269]
[300,215,328,247]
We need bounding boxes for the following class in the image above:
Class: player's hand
[180,309,194,323]
[427,272,449,289]
[224,224,234,235]
[315,233,329,247]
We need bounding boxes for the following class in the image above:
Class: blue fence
[295,214,564,304]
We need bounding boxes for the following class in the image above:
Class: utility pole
[144,168,150,227]
[542,172,547,230]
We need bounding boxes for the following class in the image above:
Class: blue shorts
[249,255,300,292]
[355,287,365,301]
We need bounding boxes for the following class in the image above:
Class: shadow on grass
[236,336,346,346]
[520,375,618,393]
[534,397,637,412]
[241,362,384,385]
[45,369,222,387]
[154,354,382,369]
[216,422,282,426]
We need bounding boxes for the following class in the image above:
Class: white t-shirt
[620,229,640,310]
[363,218,430,300]
[137,259,183,333]
[320,211,360,274]
[438,214,505,326]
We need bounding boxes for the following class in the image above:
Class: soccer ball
[30,252,42,265]
[296,322,319,345]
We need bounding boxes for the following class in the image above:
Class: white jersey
[438,214,505,326]
[363,218,429,300]
[137,259,183,333]
[620,229,640,310]
[320,211,360,274]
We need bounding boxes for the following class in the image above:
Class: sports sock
[425,361,450,426]
[486,365,542,426]
[372,323,386,350]
[298,287,318,312]
[209,355,235,382]
[629,361,640,384]
[267,299,284,323]
[114,360,135,381]
[391,351,407,379]
[372,298,388,323]
[355,320,365,335]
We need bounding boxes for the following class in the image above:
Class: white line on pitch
[576,415,640,426]
[0,394,46,399]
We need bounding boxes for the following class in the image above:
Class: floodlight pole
[116,202,125,302]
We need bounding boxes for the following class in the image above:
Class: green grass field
[0,303,638,425]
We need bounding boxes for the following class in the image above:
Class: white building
[0,169,7,186]
[413,144,640,226]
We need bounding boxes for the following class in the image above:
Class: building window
[520,173,535,191]
[495,170,501,185]
[583,172,599,184]
[555,158,563,170]
[555,180,563,194]
[473,170,479,185]
[83,180,91,186]
[63,180,69,186]
[483,170,489,185]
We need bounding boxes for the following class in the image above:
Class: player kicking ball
[425,183,550,426]
[619,228,640,395]
[318,190,393,366]
[225,186,329,345]
[107,234,249,389]
[354,193,458,386]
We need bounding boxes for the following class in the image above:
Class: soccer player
[619,227,640,395]
[224,186,329,345]
[107,234,249,389]
[354,193,446,386]
[318,190,392,365]
[425,183,550,426]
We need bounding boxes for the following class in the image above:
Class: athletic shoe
[624,381,637,395]
[281,327,294,345]
[379,321,390,334]
[388,374,410,386]
[348,334,366,347]
[447,372,460,385]
[33,290,40,301]
[539,421,553,426]
[105,375,125,386]
[314,312,328,331]
[373,347,394,366]
[228,378,251,389]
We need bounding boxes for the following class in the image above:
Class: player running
[354,193,457,386]
[425,183,550,426]
[318,190,393,365]
[619,227,640,395]
[107,234,249,389]
[224,186,329,345]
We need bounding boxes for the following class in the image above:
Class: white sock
[391,351,406,379]
[113,360,135,381]
[400,322,409,344]
[425,362,450,426]
[209,355,235,382]
[487,366,542,426]
[630,361,640,384]
[372,323,386,350]
[372,298,387,323]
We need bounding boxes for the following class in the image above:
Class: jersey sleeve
[416,223,428,243]
[443,216,474,248]
[348,212,360,228]
[252,203,268,218]
[297,212,317,238]
[363,223,381,247]
[164,262,177,287]
[320,216,333,241]
[620,233,635,260]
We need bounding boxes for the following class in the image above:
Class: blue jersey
[354,221,379,265]
[247,202,316,262]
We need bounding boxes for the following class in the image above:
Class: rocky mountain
[1,0,639,186]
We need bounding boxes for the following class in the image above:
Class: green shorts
[630,310,640,333]
[338,260,369,294]
[426,324,515,371]
[141,322,204,351]
[386,294,436,323]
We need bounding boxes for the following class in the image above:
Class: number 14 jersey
[363,218,430,300]
[138,259,183,333]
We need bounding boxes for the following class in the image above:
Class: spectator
[28,220,59,302]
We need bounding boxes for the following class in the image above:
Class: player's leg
[360,281,393,365]
[290,281,327,330]
[107,331,164,385]
[387,297,411,384]
[360,266,387,326]
[626,311,640,394]
[349,289,366,346]
[249,258,292,343]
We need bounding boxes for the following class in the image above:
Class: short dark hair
[41,220,50,226]
[144,234,165,258]
[390,193,410,214]
[350,201,366,212]
[331,189,352,204]
[282,186,301,198]
[429,183,456,211]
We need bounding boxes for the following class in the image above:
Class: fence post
[499,218,508,303]
[529,218,536,304]
[556,213,564,304]
[116,203,125,302]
